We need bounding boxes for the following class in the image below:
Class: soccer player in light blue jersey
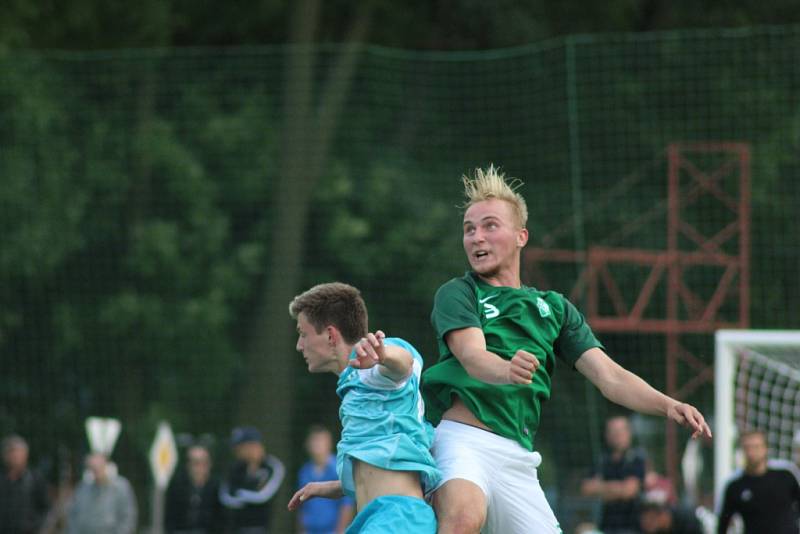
[287,282,440,533]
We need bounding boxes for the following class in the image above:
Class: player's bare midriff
[352,459,423,511]
[441,395,493,432]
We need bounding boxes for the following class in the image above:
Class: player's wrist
[503,360,514,384]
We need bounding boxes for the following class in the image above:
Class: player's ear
[325,325,338,346]
[517,227,529,248]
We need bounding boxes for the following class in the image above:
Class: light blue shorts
[346,495,436,534]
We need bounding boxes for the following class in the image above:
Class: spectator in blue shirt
[296,426,354,534]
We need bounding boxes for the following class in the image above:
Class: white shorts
[432,420,562,534]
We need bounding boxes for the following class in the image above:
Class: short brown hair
[289,282,368,344]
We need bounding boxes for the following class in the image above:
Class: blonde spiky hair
[462,164,528,228]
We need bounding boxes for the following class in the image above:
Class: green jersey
[421,271,603,451]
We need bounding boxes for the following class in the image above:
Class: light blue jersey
[335,337,441,498]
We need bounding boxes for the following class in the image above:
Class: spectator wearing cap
[219,426,285,534]
[0,434,50,534]
[639,490,703,534]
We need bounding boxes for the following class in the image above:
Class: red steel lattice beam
[523,141,751,488]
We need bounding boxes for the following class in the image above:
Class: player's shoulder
[434,273,478,301]
[437,273,476,291]
[721,468,746,492]
[624,446,648,464]
[767,459,800,485]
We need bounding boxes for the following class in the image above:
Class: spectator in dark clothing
[165,445,223,534]
[717,429,800,534]
[0,435,50,534]
[639,490,703,534]
[581,415,646,534]
[219,426,285,534]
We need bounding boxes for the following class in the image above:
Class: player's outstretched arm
[350,331,413,382]
[287,480,343,511]
[576,348,712,439]
[446,327,539,385]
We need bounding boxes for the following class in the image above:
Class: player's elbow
[391,352,414,380]
[594,367,630,402]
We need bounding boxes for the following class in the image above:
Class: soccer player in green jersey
[421,165,712,534]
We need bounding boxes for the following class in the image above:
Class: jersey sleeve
[357,337,422,390]
[431,278,481,340]
[716,480,737,534]
[553,296,604,366]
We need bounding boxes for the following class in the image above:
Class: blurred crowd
[0,424,351,534]
[2,417,798,534]
[573,416,799,534]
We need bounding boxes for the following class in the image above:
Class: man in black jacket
[717,430,800,534]
[165,444,223,533]
[0,435,50,534]
[219,427,285,534]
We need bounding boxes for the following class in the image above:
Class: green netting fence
[2,25,799,532]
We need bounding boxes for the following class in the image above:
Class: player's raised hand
[667,402,713,440]
[350,330,387,370]
[508,349,540,385]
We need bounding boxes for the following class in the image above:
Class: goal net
[714,330,800,503]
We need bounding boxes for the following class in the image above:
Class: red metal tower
[524,142,751,485]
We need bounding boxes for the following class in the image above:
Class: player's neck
[610,447,627,461]
[745,460,768,476]
[477,268,521,288]
[4,466,25,481]
[333,345,354,376]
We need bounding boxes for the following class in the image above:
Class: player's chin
[471,263,498,276]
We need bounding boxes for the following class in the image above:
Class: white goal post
[714,329,800,504]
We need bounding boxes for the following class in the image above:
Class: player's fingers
[511,366,532,384]
[375,330,386,341]
[690,412,712,439]
[681,406,712,439]
[360,338,379,360]
[288,489,305,510]
[512,359,535,378]
[516,350,539,370]
[515,349,534,361]
[366,332,380,347]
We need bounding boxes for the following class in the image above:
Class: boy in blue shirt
[296,425,354,534]
[287,282,440,533]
